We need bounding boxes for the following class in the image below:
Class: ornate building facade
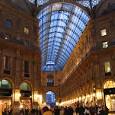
[59,0,115,112]
[0,0,115,113]
[0,0,41,112]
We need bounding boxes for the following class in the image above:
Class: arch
[46,91,56,106]
[104,80,115,89]
[0,78,14,88]
[20,82,31,91]
[38,0,89,14]
[0,79,12,89]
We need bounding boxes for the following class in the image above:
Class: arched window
[0,79,12,96]
[46,91,56,106]
[20,82,31,91]
[0,80,12,89]
[20,82,32,97]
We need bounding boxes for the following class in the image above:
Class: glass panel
[55,32,63,38]
[91,0,101,7]
[63,3,73,11]
[38,3,90,71]
[29,0,50,5]
[52,4,62,11]
[78,20,85,30]
[78,0,90,8]
[57,21,66,27]
[51,12,59,20]
[77,0,101,8]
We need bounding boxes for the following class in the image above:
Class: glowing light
[20,104,23,109]
[15,90,21,101]
[34,91,43,104]
[96,90,103,100]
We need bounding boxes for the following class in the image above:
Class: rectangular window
[3,56,11,74]
[24,61,29,77]
[101,29,107,36]
[104,62,111,75]
[102,42,108,48]
[47,79,54,87]
[24,27,29,34]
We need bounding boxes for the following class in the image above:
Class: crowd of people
[1,103,109,115]
[42,103,109,115]
[2,105,13,115]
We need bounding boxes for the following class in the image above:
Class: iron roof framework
[38,3,90,72]
[29,0,101,8]
[29,0,102,72]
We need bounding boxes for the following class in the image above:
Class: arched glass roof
[77,0,101,8]
[28,0,49,5]
[38,3,90,72]
[28,0,101,7]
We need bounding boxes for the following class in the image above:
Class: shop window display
[104,80,115,112]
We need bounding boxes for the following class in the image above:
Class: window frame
[102,41,108,48]
[104,61,111,75]
[101,29,107,37]
[4,19,13,28]
[23,60,30,77]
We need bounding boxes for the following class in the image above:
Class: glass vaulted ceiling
[38,3,90,72]
[29,0,101,8]
[78,0,101,8]
[29,0,49,5]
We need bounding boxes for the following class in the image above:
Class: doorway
[20,82,32,109]
[0,79,12,115]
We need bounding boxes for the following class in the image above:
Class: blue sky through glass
[29,0,101,8]
[77,0,101,8]
[38,3,90,72]
[28,0,49,5]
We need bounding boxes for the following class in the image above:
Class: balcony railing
[0,32,38,50]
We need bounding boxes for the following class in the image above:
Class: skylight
[38,3,90,72]
[28,0,49,5]
[77,0,101,8]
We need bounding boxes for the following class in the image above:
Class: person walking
[42,106,53,115]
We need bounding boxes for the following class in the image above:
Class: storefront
[0,79,12,115]
[20,82,32,109]
[104,80,115,112]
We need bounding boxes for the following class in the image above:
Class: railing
[0,32,38,50]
